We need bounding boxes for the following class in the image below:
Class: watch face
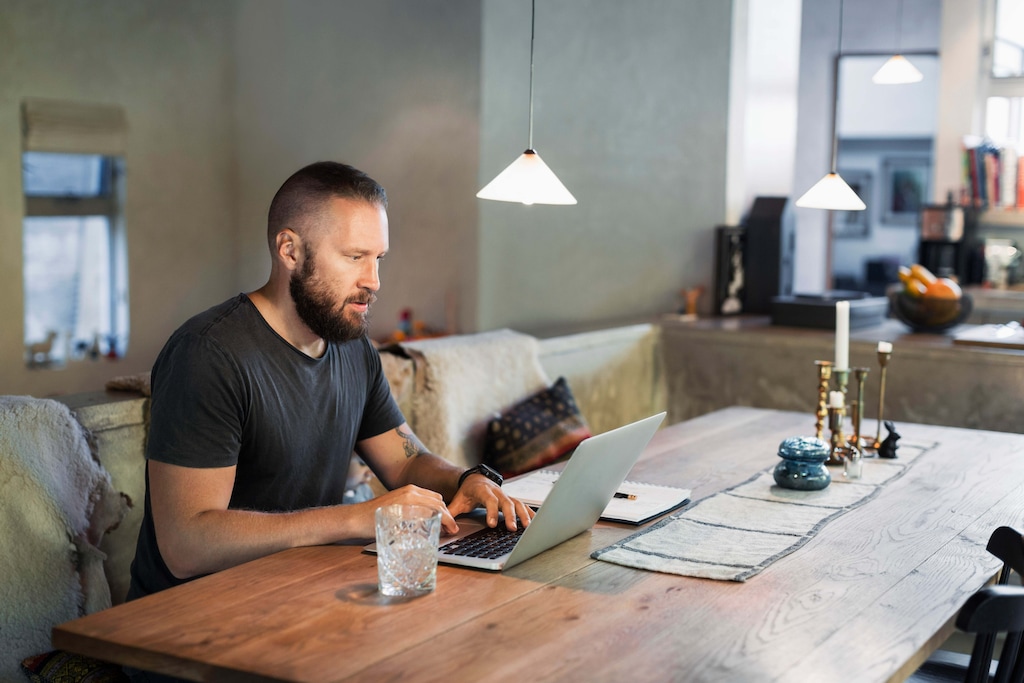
[464,464,501,486]
[481,464,502,485]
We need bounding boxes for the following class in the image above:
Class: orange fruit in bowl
[910,264,937,286]
[904,278,927,298]
[923,277,962,300]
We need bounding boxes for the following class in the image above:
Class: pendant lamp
[873,54,924,85]
[872,0,924,85]
[477,0,576,205]
[795,0,866,211]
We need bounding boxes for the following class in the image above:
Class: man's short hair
[267,161,388,249]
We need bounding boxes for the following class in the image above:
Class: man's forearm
[392,452,463,501]
[157,503,366,579]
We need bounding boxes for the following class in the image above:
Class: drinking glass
[375,504,441,597]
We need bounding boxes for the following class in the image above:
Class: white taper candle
[834,301,850,371]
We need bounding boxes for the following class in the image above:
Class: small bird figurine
[878,421,901,459]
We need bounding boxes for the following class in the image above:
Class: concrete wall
[232,1,482,339]
[477,0,733,331]
[2,1,735,396]
[0,0,237,397]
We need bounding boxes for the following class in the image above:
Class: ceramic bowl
[889,290,973,333]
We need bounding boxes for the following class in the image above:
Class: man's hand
[355,484,459,536]
[357,423,535,533]
[446,474,535,531]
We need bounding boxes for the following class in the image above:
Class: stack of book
[962,137,1023,210]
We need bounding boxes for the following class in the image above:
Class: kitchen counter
[661,315,1024,434]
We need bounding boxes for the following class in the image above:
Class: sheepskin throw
[400,329,550,469]
[0,396,127,682]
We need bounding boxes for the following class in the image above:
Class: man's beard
[289,255,375,344]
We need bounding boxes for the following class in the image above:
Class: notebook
[503,469,690,525]
[367,412,666,572]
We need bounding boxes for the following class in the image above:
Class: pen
[613,492,637,500]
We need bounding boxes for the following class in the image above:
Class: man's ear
[275,229,301,271]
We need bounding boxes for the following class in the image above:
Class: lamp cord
[528,0,536,151]
[830,0,844,174]
[837,0,844,56]
[896,0,904,51]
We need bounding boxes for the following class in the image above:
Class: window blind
[22,98,128,156]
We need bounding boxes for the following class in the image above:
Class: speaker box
[743,196,792,314]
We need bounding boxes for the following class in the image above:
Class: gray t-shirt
[128,294,404,599]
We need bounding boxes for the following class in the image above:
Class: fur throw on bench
[0,396,128,681]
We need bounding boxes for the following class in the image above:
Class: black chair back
[956,584,1024,683]
[958,526,1024,683]
[912,526,1024,683]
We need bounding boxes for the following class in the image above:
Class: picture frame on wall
[833,168,871,238]
[882,157,930,225]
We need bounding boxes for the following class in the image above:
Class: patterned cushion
[482,377,591,477]
[21,650,128,683]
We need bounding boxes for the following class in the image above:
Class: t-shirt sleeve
[146,331,246,468]
[357,339,406,441]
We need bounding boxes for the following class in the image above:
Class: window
[985,0,1024,147]
[992,0,1024,78]
[985,96,1023,145]
[21,99,129,368]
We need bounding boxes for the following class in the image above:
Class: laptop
[366,412,665,572]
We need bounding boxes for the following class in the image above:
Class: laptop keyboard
[440,524,527,559]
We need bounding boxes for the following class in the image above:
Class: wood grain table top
[53,407,1024,682]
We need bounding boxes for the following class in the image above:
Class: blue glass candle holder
[773,436,831,491]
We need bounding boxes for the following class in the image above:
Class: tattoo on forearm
[397,428,427,459]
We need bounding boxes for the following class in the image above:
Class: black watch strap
[458,463,503,489]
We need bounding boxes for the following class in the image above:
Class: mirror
[830,54,941,296]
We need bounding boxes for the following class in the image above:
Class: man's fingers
[383,485,457,535]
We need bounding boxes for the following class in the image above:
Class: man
[128,161,533,604]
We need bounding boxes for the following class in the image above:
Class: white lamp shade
[872,55,924,84]
[795,172,867,211]
[476,150,577,205]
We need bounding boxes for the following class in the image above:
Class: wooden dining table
[54,406,1024,682]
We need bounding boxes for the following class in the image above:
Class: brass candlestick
[850,367,869,451]
[832,367,850,398]
[873,346,893,450]
[814,360,833,440]
[827,404,847,466]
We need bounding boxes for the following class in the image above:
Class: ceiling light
[795,173,866,210]
[477,0,576,206]
[872,55,924,84]
[872,0,923,85]
[795,0,866,213]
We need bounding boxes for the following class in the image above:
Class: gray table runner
[592,442,934,581]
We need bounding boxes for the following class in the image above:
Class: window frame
[21,153,129,365]
[982,0,1024,130]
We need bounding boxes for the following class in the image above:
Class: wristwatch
[458,463,503,490]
